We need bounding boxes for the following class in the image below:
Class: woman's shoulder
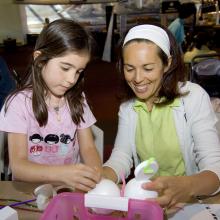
[118,99,137,117]
[179,81,209,107]
[179,81,206,95]
[120,99,135,109]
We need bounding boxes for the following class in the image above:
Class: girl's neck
[48,96,65,109]
[47,96,65,122]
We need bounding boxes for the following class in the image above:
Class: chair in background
[190,53,220,98]
[0,131,10,180]
[0,131,4,180]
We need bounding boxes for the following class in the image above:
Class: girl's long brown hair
[5,19,95,126]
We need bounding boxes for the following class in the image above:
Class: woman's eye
[144,68,153,72]
[124,67,133,72]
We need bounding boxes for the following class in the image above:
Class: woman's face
[123,41,169,108]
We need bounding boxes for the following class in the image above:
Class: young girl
[0,19,102,192]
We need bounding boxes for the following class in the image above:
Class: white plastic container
[124,158,159,200]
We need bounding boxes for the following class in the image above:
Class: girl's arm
[78,127,102,175]
[8,132,100,191]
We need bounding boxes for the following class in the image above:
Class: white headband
[123,25,171,58]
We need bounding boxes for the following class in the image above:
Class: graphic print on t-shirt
[29,132,75,157]
[60,133,74,156]
[44,134,59,154]
[29,134,43,156]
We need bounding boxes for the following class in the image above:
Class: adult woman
[103,24,220,208]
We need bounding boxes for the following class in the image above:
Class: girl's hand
[61,163,101,192]
[142,176,193,208]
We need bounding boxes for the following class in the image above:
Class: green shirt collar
[133,98,180,112]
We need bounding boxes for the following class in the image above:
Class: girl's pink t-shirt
[0,90,96,165]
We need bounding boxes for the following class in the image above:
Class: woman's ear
[33,50,41,60]
[164,56,172,73]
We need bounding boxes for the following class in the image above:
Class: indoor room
[0,0,220,219]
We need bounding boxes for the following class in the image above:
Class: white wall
[0,0,26,44]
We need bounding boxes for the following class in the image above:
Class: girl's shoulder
[7,89,32,108]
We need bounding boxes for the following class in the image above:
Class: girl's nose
[66,71,76,85]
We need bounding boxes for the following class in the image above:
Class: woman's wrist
[189,171,219,197]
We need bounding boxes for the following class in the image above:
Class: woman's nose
[134,70,143,83]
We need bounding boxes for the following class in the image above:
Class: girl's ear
[164,56,172,73]
[33,50,41,60]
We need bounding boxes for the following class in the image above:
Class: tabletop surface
[0,181,42,220]
[0,181,220,220]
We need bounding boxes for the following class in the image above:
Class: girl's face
[123,41,170,109]
[41,51,90,98]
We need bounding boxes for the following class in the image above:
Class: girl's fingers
[74,164,101,183]
[74,182,94,192]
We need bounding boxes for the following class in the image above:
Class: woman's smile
[133,84,149,93]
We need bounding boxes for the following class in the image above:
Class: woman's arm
[103,102,134,183]
[102,166,118,182]
[8,132,100,191]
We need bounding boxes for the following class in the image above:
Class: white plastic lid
[134,158,159,181]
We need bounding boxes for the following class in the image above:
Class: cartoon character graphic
[30,145,43,156]
[59,134,73,155]
[29,133,43,156]
[44,134,59,153]
[29,134,43,144]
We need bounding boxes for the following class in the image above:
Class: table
[0,181,220,220]
[0,181,42,220]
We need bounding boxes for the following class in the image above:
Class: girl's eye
[61,66,69,71]
[77,70,84,75]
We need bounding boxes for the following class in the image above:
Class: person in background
[103,24,220,209]
[0,57,16,110]
[0,19,102,192]
[43,17,50,28]
[168,2,197,52]
[184,31,217,63]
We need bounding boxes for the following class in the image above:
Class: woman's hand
[142,176,193,208]
[61,163,101,192]
[142,171,219,209]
